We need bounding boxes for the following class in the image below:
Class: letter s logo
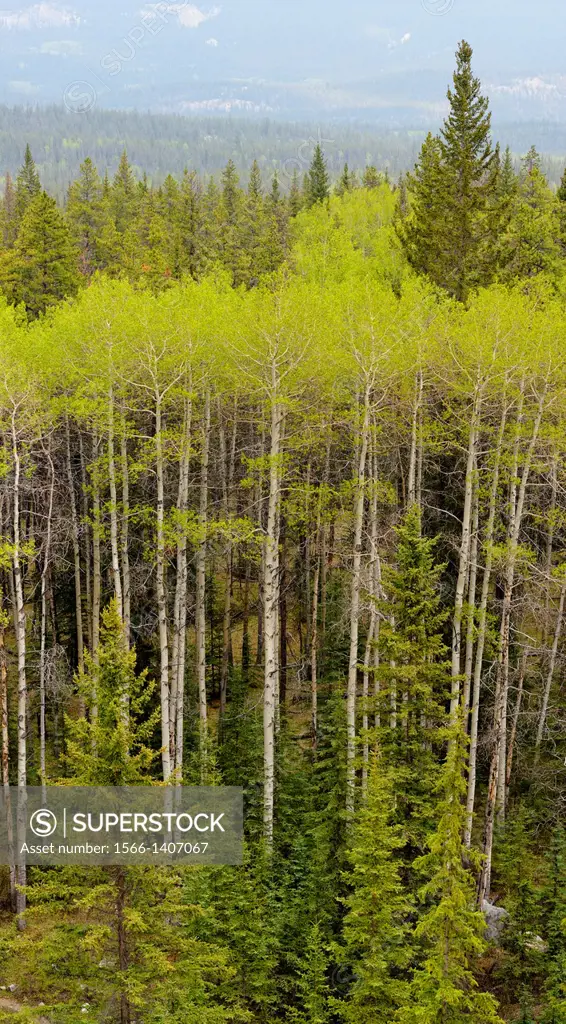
[30,809,57,837]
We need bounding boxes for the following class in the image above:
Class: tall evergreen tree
[341,754,411,1023]
[306,145,330,207]
[66,157,110,276]
[0,190,80,316]
[15,143,41,224]
[378,505,450,855]
[398,727,504,1024]
[400,41,499,302]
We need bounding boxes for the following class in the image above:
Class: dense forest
[0,39,564,1024]
[1,104,566,200]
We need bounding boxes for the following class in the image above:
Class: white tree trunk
[346,384,371,816]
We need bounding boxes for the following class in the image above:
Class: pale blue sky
[0,1,562,115]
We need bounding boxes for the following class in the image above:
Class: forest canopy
[0,40,564,1024]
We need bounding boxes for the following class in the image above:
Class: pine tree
[398,727,504,1024]
[306,145,330,208]
[0,190,80,317]
[400,41,499,302]
[15,143,41,224]
[341,754,411,1023]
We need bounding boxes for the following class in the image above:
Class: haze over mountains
[0,0,564,124]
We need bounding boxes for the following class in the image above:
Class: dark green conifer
[306,145,330,207]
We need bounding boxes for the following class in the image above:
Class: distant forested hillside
[1,104,566,198]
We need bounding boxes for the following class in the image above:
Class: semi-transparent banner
[0,787,243,865]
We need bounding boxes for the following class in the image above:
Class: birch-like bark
[78,430,92,651]
[346,384,371,816]
[407,371,423,507]
[263,385,282,847]
[479,385,545,900]
[92,432,101,670]
[451,390,480,717]
[11,412,27,929]
[462,467,479,718]
[362,438,379,794]
[65,415,84,676]
[495,387,546,818]
[120,414,131,642]
[195,392,211,777]
[0,604,16,909]
[535,580,566,755]
[40,445,55,790]
[155,394,171,782]
[465,401,507,849]
[107,394,123,619]
[507,647,527,787]
[171,396,192,776]
[220,402,237,719]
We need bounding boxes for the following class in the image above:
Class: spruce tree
[400,41,499,302]
[66,157,110,276]
[497,147,562,284]
[378,505,450,856]
[541,828,566,1023]
[24,601,244,1024]
[111,150,139,234]
[336,163,355,196]
[288,169,304,216]
[341,754,411,1023]
[306,145,330,207]
[0,190,80,317]
[15,143,41,224]
[398,727,504,1024]
[362,165,381,189]
[1,172,17,246]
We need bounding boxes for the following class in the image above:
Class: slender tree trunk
[171,396,192,777]
[11,414,26,929]
[362,438,379,794]
[120,413,131,642]
[65,414,85,676]
[407,371,423,507]
[451,390,481,717]
[310,515,322,748]
[479,385,545,899]
[196,392,211,777]
[462,466,479,719]
[107,394,123,619]
[220,402,237,720]
[346,384,371,815]
[263,384,282,847]
[535,581,566,756]
[465,400,508,849]
[155,395,171,783]
[78,430,92,651]
[507,647,527,787]
[40,445,55,789]
[0,611,16,910]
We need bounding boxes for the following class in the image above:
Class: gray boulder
[482,900,510,943]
